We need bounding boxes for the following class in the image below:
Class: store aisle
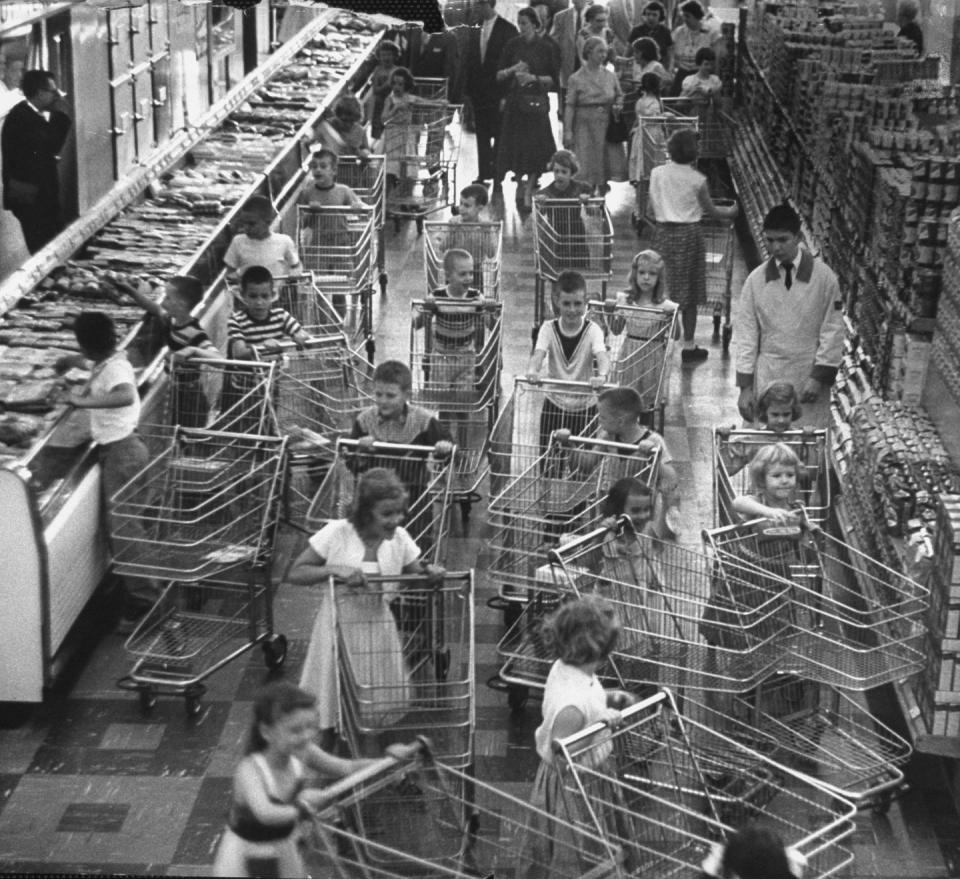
[0,118,957,879]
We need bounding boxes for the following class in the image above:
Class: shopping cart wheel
[872,793,893,816]
[379,271,388,296]
[184,685,204,718]
[722,324,732,353]
[459,499,472,531]
[416,216,424,236]
[712,313,721,341]
[507,685,529,712]
[262,634,288,670]
[138,687,157,713]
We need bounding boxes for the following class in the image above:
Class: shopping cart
[532,197,613,344]
[713,427,832,527]
[113,429,288,715]
[273,273,347,339]
[334,155,388,295]
[589,300,678,434]
[334,572,474,768]
[297,205,376,362]
[409,298,502,528]
[303,739,625,877]
[701,196,737,349]
[423,219,503,300]
[553,689,856,879]
[306,437,455,565]
[684,676,911,815]
[412,76,449,101]
[383,102,462,235]
[632,112,698,224]
[703,518,930,690]
[495,516,792,708]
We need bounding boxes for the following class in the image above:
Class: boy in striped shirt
[228,264,313,358]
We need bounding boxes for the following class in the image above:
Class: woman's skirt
[496,97,556,178]
[653,221,705,309]
[573,106,628,189]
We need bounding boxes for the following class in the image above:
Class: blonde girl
[732,441,803,523]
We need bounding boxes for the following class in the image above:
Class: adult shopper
[733,203,845,429]
[670,0,721,96]
[1,69,72,254]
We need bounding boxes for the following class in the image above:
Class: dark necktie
[782,260,794,290]
[574,12,582,70]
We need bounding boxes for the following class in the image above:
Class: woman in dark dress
[496,6,560,211]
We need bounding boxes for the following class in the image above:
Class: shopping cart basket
[532,197,613,343]
[334,572,474,767]
[296,205,376,361]
[662,96,736,162]
[306,437,454,564]
[303,739,625,877]
[412,76,449,102]
[273,272,349,339]
[589,300,677,434]
[713,427,832,527]
[384,102,462,234]
[553,689,856,879]
[703,518,930,690]
[113,430,288,715]
[334,155,388,295]
[701,197,736,349]
[410,297,502,528]
[683,676,911,815]
[423,219,503,299]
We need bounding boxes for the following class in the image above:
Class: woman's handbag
[516,85,549,116]
[606,112,629,143]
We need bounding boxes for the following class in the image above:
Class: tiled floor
[0,101,958,878]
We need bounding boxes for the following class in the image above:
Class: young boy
[223,195,301,280]
[527,270,610,451]
[453,183,489,223]
[116,274,222,427]
[228,265,313,359]
[679,47,721,102]
[296,149,366,254]
[54,312,159,631]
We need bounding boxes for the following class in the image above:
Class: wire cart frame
[703,519,930,690]
[334,154,388,295]
[553,689,856,879]
[273,272,349,340]
[423,219,503,300]
[334,572,475,768]
[701,197,737,350]
[409,297,502,524]
[306,437,455,565]
[713,427,832,527]
[532,197,613,342]
[296,204,376,362]
[589,300,677,434]
[303,741,626,878]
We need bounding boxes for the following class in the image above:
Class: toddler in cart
[732,441,807,526]
[288,469,445,751]
[518,595,639,878]
[224,195,301,280]
[212,680,417,878]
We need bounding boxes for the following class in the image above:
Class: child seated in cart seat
[679,47,721,103]
[312,95,372,160]
[212,680,418,878]
[54,311,160,633]
[224,195,301,281]
[527,271,610,453]
[114,274,222,428]
[731,441,805,525]
[421,249,494,353]
[229,265,313,359]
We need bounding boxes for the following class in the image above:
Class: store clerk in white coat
[733,203,845,429]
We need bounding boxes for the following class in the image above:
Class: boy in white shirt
[224,195,301,279]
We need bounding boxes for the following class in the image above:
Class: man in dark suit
[1,69,72,254]
[465,0,517,190]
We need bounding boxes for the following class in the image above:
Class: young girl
[367,40,402,140]
[521,595,635,879]
[628,72,666,223]
[213,681,413,878]
[288,468,445,747]
[534,150,592,269]
[757,381,802,434]
[615,249,677,311]
[313,95,372,159]
[732,442,803,524]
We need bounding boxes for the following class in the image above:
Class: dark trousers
[9,196,62,254]
[473,101,503,183]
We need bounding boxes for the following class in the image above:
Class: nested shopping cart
[409,297,502,528]
[423,219,503,299]
[273,272,351,340]
[683,676,911,815]
[531,197,613,344]
[701,195,737,349]
[495,517,792,708]
[297,204,376,362]
[303,739,625,878]
[334,154,388,295]
[383,102,462,234]
[703,518,930,690]
[113,429,289,716]
[333,572,474,768]
[553,689,856,879]
[306,437,455,565]
[713,427,832,527]
[588,300,678,433]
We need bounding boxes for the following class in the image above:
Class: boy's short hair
[239,265,275,293]
[584,4,606,23]
[311,147,339,168]
[21,69,54,100]
[898,0,919,20]
[168,275,205,308]
[443,247,473,275]
[335,94,363,122]
[460,183,489,207]
[549,148,579,175]
[642,0,666,18]
[680,0,705,20]
[757,382,801,421]
[555,269,587,296]
[242,195,277,221]
[632,36,660,62]
[373,359,412,391]
[74,311,118,358]
[542,595,620,665]
[694,47,716,65]
[667,128,698,164]
[762,203,802,235]
[598,386,644,418]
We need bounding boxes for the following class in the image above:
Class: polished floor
[0,109,958,878]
